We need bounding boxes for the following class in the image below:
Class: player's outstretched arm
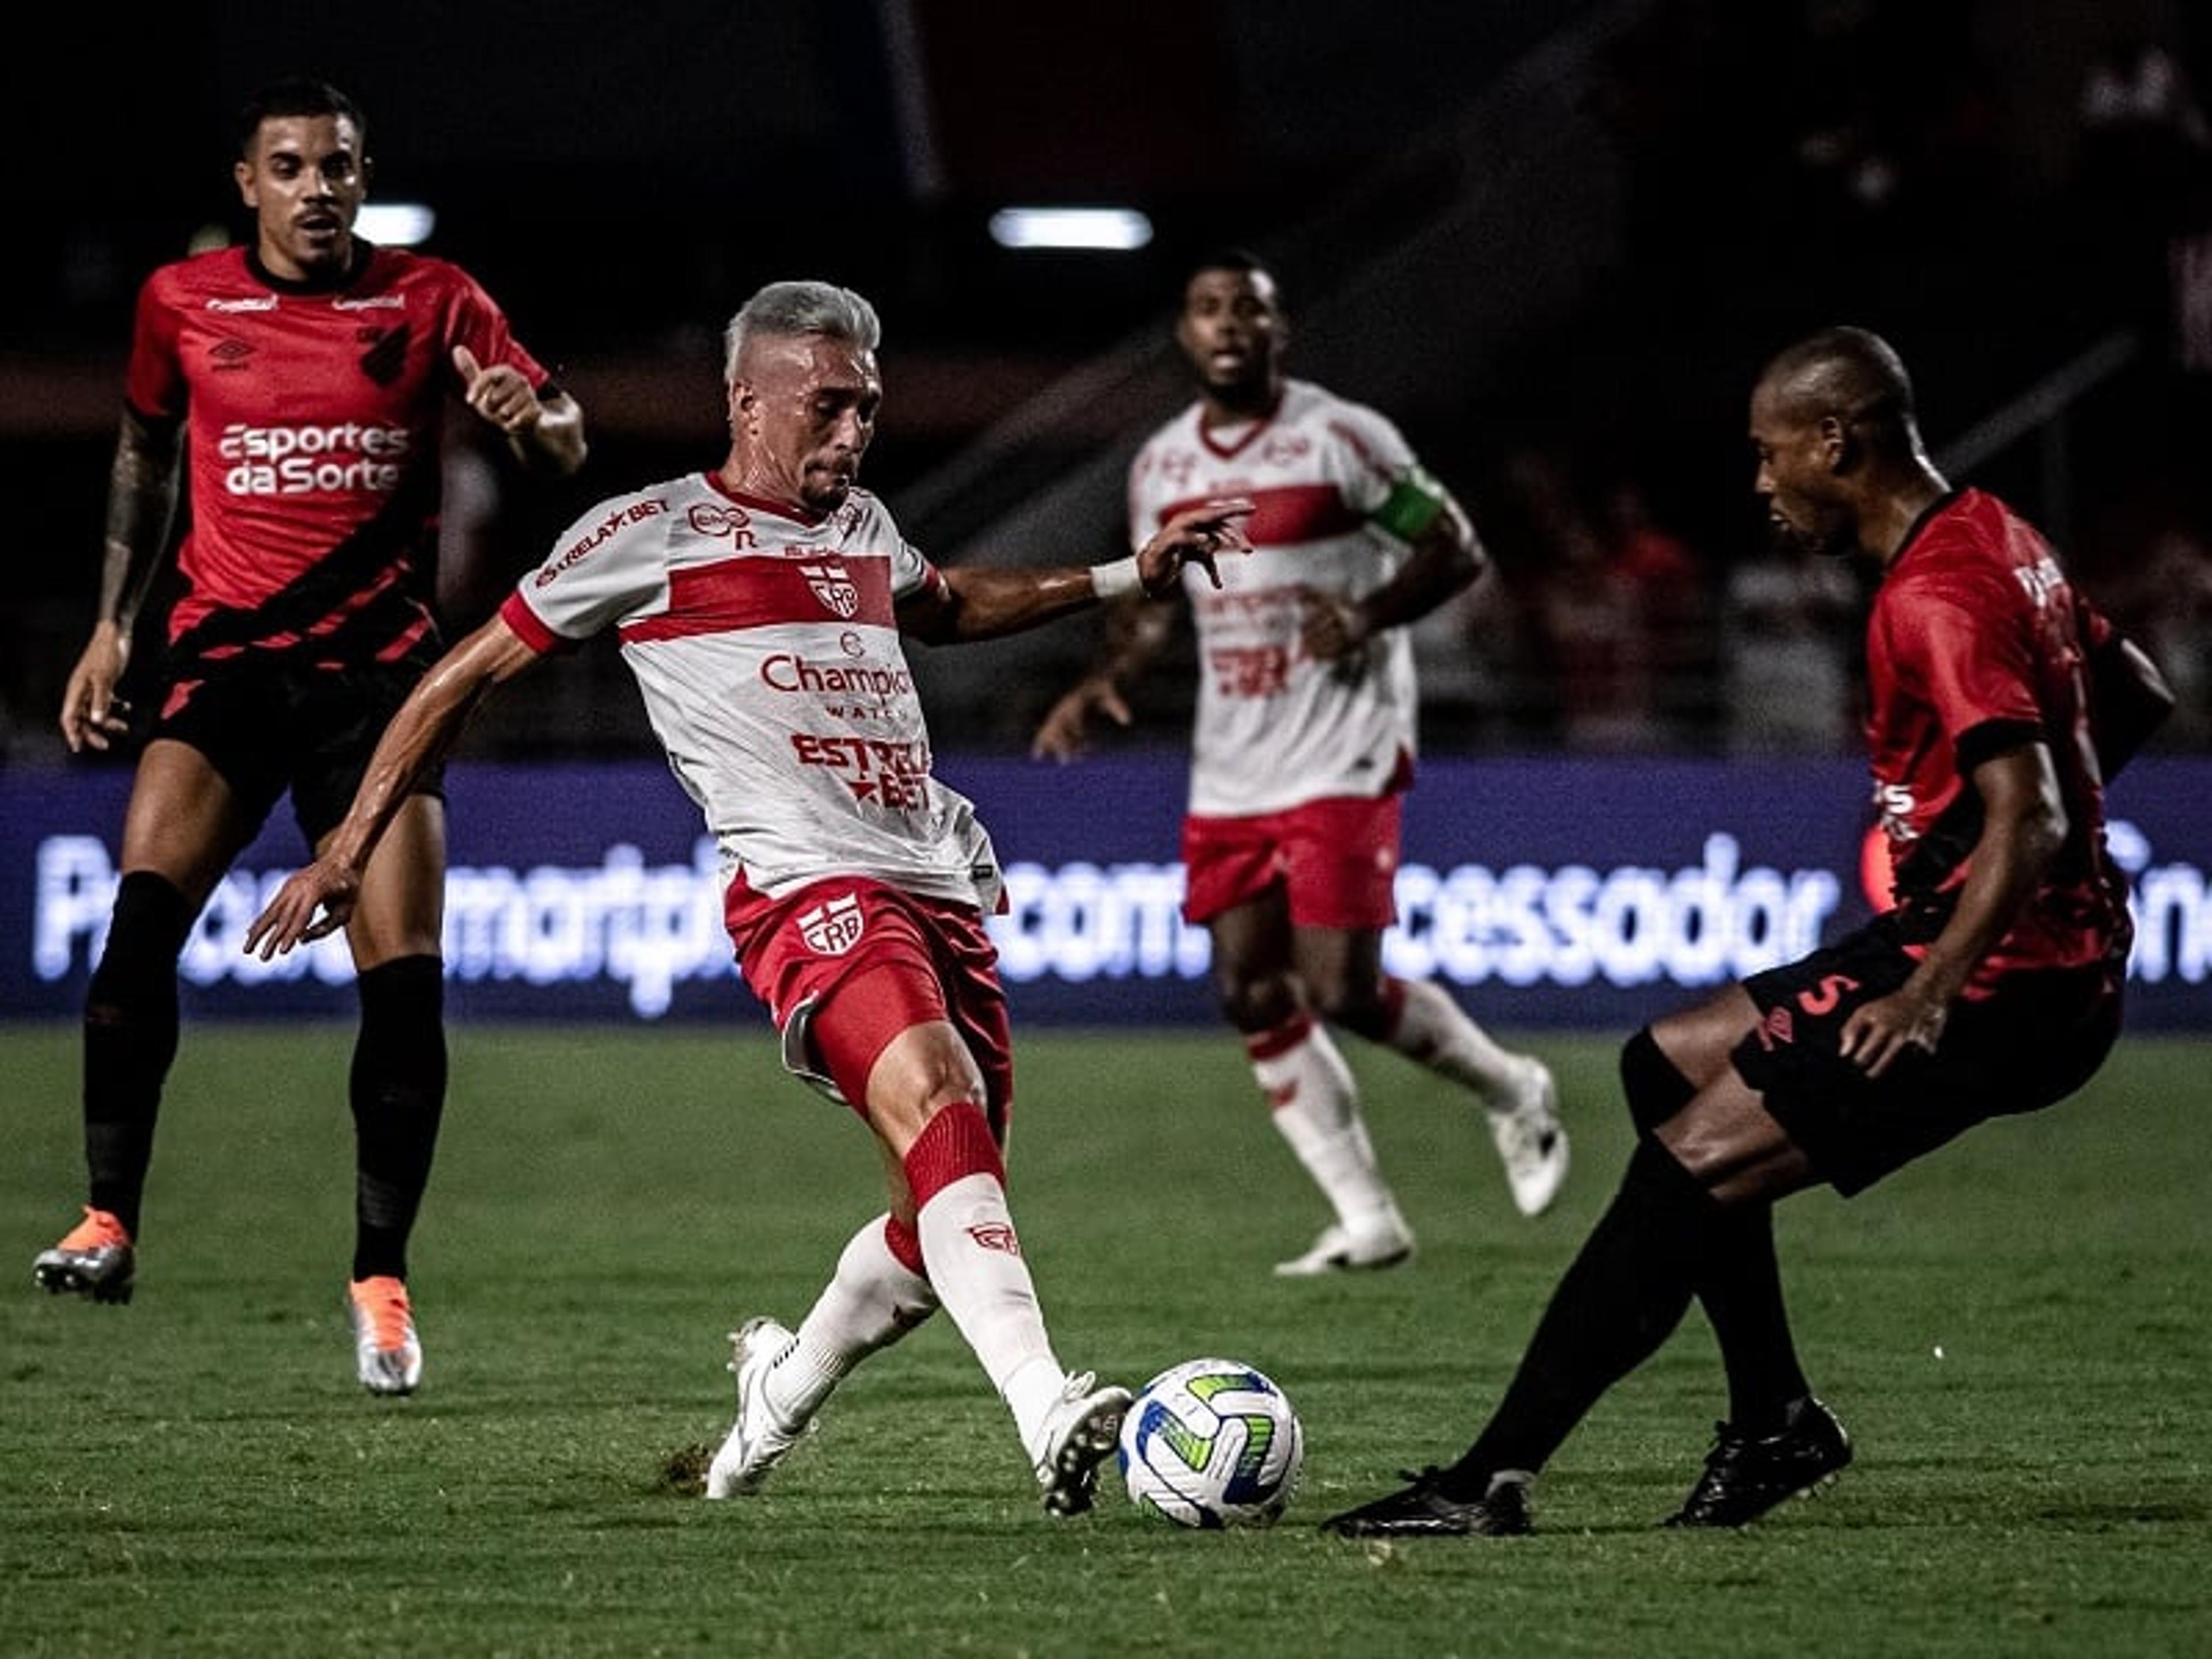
[902,497,1253,645]
[244,615,542,958]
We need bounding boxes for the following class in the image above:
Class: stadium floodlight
[987,207,1153,251]
[356,202,437,247]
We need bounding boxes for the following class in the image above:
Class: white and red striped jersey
[498,475,1002,910]
[1127,378,1429,815]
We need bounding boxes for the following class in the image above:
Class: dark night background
[5,0,2207,761]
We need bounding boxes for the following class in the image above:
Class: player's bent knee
[1621,1027,1696,1135]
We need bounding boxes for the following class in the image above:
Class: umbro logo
[1754,1006,1795,1051]
[210,338,254,369]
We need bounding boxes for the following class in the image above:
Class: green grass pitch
[3,1021,2207,1656]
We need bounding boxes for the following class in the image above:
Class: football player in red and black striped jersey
[1323,325,2172,1540]
[35,78,586,1396]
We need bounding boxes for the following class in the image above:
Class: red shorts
[725,874,1013,1130]
[1180,793,1403,930]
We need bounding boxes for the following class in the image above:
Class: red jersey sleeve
[122,267,188,425]
[1889,570,2041,746]
[438,260,552,393]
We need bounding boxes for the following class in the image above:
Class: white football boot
[1488,1056,1569,1218]
[1272,1213,1416,1278]
[1029,1372,1133,1517]
[704,1316,811,1499]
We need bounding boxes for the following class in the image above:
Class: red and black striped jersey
[126,242,554,676]
[1865,488,2130,986]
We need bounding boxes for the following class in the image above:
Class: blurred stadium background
[2,0,2207,1031]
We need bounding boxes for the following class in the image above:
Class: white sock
[915,1171,1068,1453]
[1252,1020,1400,1236]
[1384,976,1528,1108]
[769,1215,940,1425]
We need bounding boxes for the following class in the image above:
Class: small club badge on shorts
[797,892,865,956]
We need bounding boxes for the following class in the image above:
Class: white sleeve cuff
[1090,555,1143,600]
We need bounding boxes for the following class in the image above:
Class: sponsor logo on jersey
[1155,450,1199,491]
[218,421,413,497]
[332,294,406,310]
[209,338,254,370]
[1260,430,1312,467]
[789,733,930,809]
[2012,554,2066,609]
[206,296,279,313]
[687,501,759,547]
[1873,780,1916,843]
[1206,643,1293,699]
[796,891,865,956]
[537,498,668,585]
[800,561,861,618]
[760,653,914,700]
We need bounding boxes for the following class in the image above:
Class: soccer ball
[1117,1357,1304,1529]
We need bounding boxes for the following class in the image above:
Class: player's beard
[802,460,858,514]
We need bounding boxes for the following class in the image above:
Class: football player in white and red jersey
[34,79,586,1396]
[1323,327,2173,1541]
[1032,251,1567,1277]
[243,279,1253,1517]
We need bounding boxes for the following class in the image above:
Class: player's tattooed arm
[99,407,185,635]
[59,408,183,753]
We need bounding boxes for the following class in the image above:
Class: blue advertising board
[5,753,2207,1029]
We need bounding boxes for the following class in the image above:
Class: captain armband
[1371,464,1452,541]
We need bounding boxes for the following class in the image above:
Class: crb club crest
[796,892,865,956]
[800,560,861,618]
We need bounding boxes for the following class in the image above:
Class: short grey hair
[724,281,882,383]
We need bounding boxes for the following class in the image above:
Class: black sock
[350,956,446,1282]
[1622,1027,1809,1429]
[1444,1140,1718,1494]
[82,872,196,1237]
[1696,1204,1808,1433]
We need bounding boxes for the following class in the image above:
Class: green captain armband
[1371,465,1450,541]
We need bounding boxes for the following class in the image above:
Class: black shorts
[1733,919,2123,1196]
[154,659,446,848]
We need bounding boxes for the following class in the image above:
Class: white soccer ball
[1117,1357,1304,1529]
